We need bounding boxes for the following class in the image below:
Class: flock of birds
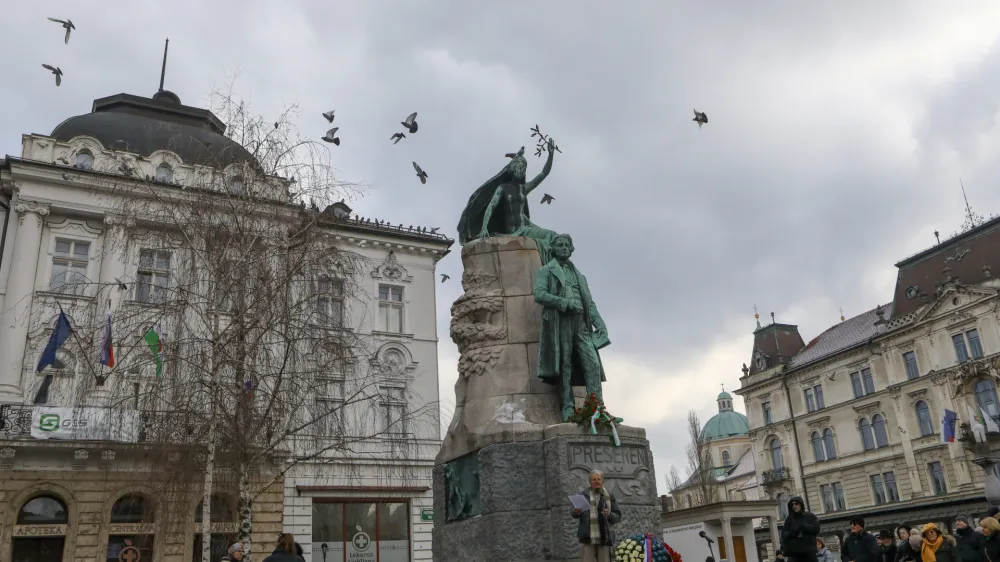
[320,110,429,185]
[41,17,74,86]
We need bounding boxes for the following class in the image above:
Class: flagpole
[53,301,104,386]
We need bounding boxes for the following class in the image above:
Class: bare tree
[36,86,437,561]
[666,465,683,492]
[684,409,717,506]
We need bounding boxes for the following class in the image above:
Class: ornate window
[850,368,875,398]
[872,414,889,448]
[316,276,345,327]
[953,329,984,363]
[155,163,173,183]
[916,401,934,436]
[769,438,784,470]
[108,493,155,562]
[975,380,1000,419]
[49,238,90,295]
[822,428,837,459]
[136,249,171,304]
[75,150,94,170]
[12,495,68,562]
[377,285,404,333]
[811,431,825,462]
[379,385,407,435]
[859,418,875,451]
[721,450,731,466]
[902,351,920,380]
[762,401,772,425]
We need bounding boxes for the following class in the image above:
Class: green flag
[143,329,163,378]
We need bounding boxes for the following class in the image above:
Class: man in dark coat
[781,497,821,562]
[842,517,879,562]
[878,530,898,562]
[953,515,984,562]
[571,470,622,562]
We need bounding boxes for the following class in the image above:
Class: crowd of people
[775,497,1000,562]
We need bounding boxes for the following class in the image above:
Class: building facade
[736,215,1000,555]
[0,86,450,562]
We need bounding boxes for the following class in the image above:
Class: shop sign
[419,508,433,522]
[12,524,66,537]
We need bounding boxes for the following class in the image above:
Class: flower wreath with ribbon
[566,393,624,446]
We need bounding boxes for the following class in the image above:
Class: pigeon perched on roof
[412,162,428,185]
[321,128,341,145]
[322,110,336,123]
[42,64,63,86]
[391,132,405,144]
[47,18,75,44]
[540,194,555,205]
[693,109,708,128]
[401,112,418,134]
[429,227,440,234]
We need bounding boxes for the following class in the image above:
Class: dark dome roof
[50,92,261,171]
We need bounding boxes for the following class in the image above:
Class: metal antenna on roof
[158,38,169,92]
[770,312,781,356]
[959,177,984,233]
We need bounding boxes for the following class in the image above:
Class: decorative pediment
[806,416,831,430]
[370,250,412,283]
[915,283,997,324]
[369,342,417,381]
[852,400,881,417]
[907,388,929,406]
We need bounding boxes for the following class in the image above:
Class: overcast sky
[4,1,1000,496]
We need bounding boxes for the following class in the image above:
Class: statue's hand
[568,298,584,313]
[595,326,608,340]
[547,137,557,152]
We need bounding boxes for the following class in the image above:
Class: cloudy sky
[4,1,1000,495]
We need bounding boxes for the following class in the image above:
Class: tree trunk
[200,341,220,562]
[239,466,254,560]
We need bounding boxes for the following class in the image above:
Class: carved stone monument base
[433,423,660,562]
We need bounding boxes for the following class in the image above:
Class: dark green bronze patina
[443,453,481,522]
[457,138,559,263]
[533,234,610,421]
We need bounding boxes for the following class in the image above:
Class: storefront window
[312,501,410,562]
[107,494,155,562]
[12,495,68,562]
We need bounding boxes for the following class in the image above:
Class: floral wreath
[566,393,624,446]
[615,533,682,562]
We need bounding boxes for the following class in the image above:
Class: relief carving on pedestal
[450,268,507,373]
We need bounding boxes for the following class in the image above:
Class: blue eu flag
[37,311,73,373]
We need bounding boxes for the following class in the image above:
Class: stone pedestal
[434,237,660,562]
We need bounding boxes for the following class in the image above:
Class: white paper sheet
[569,494,591,511]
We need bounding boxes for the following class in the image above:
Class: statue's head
[505,156,528,181]
[552,234,574,261]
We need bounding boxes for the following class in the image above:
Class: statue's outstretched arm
[525,143,555,194]
[478,188,503,238]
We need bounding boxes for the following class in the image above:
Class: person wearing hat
[878,529,898,562]
[919,523,956,562]
[842,516,879,562]
[781,497,820,562]
[952,516,983,562]
[222,543,245,562]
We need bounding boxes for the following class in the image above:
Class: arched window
[859,418,875,450]
[872,414,889,447]
[916,401,934,436]
[823,428,837,460]
[155,163,173,183]
[777,492,789,519]
[722,450,731,466]
[13,495,69,561]
[17,495,68,524]
[811,431,825,462]
[108,493,155,562]
[975,380,1000,420]
[769,438,784,470]
[193,495,238,562]
[75,150,94,170]
[228,175,244,195]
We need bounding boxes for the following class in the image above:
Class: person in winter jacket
[897,527,912,543]
[879,530,899,562]
[920,523,957,562]
[221,543,245,562]
[952,515,983,562]
[782,496,821,562]
[896,532,924,562]
[842,516,879,562]
[980,517,1000,562]
[817,538,837,562]
[261,533,306,562]
[570,470,622,562]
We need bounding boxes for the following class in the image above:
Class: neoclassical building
[0,84,450,561]
[736,214,1000,553]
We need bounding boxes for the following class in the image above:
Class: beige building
[736,214,1000,553]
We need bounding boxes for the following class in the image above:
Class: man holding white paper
[570,470,621,562]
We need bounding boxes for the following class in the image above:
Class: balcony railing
[762,467,791,484]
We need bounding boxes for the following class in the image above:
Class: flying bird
[321,128,341,145]
[412,162,428,184]
[401,112,418,134]
[322,110,336,123]
[115,277,128,291]
[391,132,406,144]
[540,194,555,205]
[47,17,75,44]
[440,274,450,283]
[505,146,525,159]
[42,64,63,87]
[693,109,708,128]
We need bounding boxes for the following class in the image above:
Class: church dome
[50,92,261,171]
[699,388,749,443]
